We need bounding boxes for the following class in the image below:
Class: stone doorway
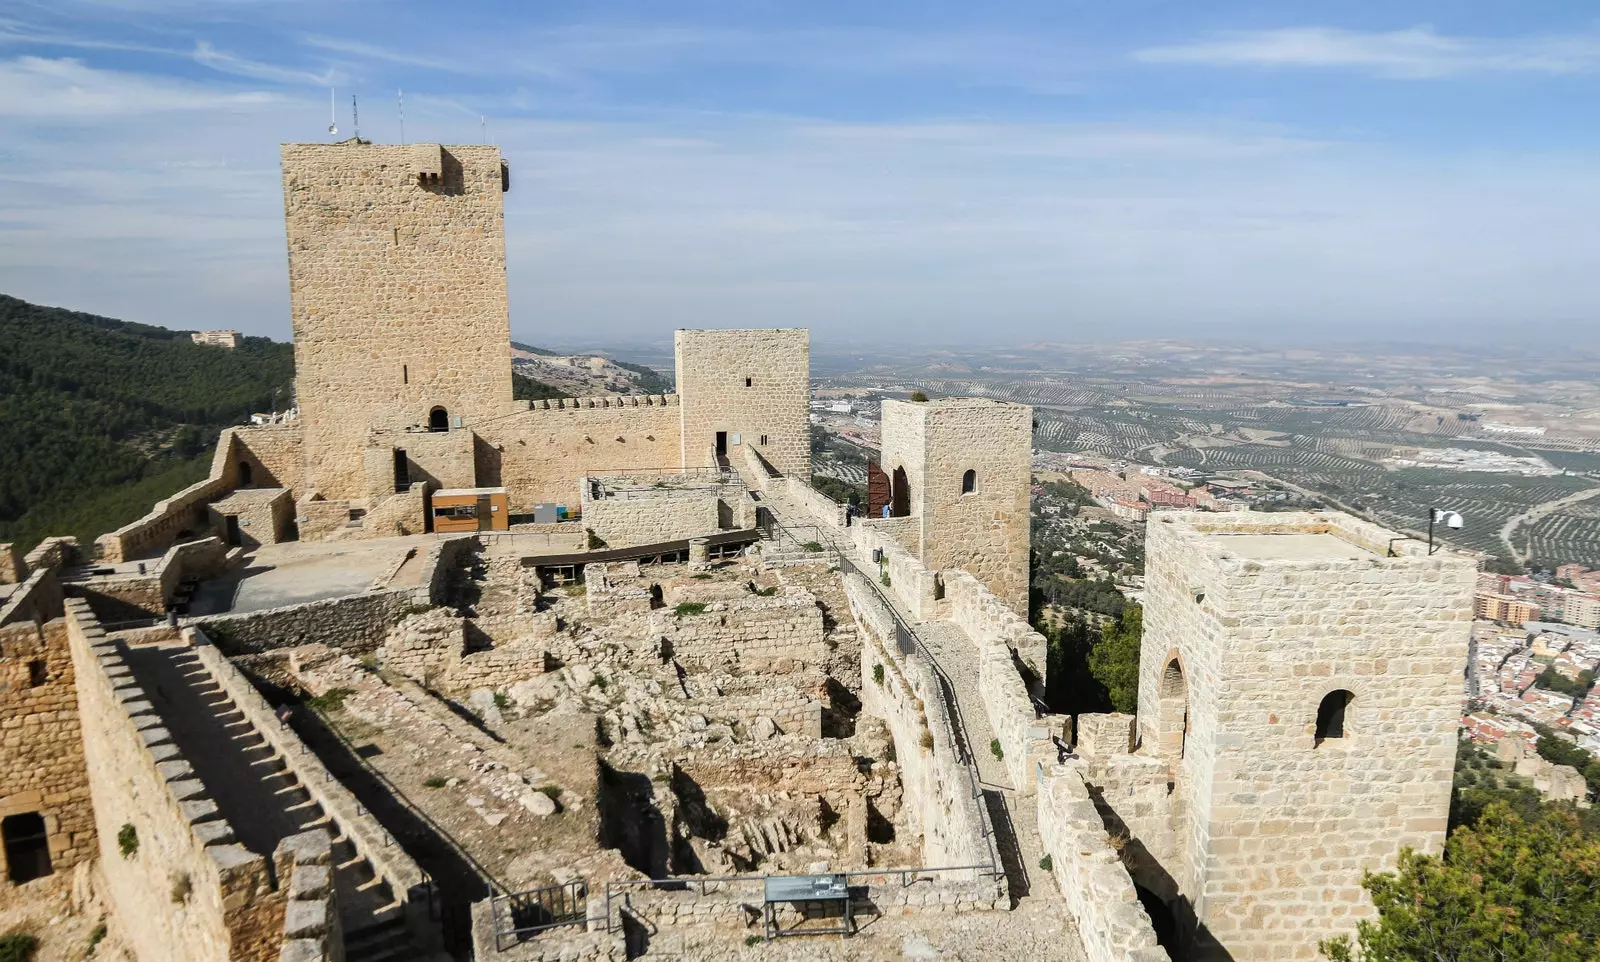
[2,812,52,884]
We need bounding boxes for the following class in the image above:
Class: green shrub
[0,933,39,962]
[691,573,713,580]
[802,541,823,553]
[170,872,192,905]
[87,923,107,952]
[117,823,137,858]
[423,776,448,789]
[754,585,778,597]
[493,692,510,711]
[920,730,934,750]
[307,688,354,713]
[1038,854,1053,873]
[539,785,562,800]
[744,934,763,946]
[880,572,891,587]
[673,602,708,617]
[909,391,929,402]
[873,664,885,686]
[990,739,1004,761]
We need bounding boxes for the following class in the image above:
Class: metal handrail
[835,551,1003,879]
[490,880,591,949]
[594,860,1001,933]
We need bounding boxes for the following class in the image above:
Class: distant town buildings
[190,329,242,349]
[1476,573,1600,629]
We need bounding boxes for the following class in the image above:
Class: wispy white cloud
[191,40,331,86]
[0,55,278,116]
[1135,25,1600,78]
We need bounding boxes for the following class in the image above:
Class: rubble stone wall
[1036,762,1169,962]
[281,142,515,502]
[655,591,826,671]
[477,397,683,511]
[193,586,427,655]
[1135,511,1476,960]
[65,599,286,962]
[0,543,24,584]
[0,616,95,884]
[98,432,244,563]
[364,428,476,506]
[232,422,304,493]
[675,329,810,479]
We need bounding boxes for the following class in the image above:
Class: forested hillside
[0,295,295,551]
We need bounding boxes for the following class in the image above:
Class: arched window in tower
[890,466,911,518]
[1159,658,1188,760]
[1315,690,1354,745]
[429,407,449,433]
[238,461,253,486]
[961,469,977,495]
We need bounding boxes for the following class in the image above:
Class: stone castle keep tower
[281,142,516,500]
[1136,511,1476,960]
[878,398,1032,615]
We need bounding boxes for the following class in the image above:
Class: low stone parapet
[192,634,432,947]
[1035,761,1168,962]
[275,830,342,962]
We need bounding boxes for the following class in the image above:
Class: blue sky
[1,1,1597,348]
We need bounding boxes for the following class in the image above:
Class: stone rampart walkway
[752,487,1053,905]
[123,642,410,960]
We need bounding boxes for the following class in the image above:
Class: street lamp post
[1427,507,1464,555]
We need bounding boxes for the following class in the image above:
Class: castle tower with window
[280,141,516,500]
[1137,510,1475,960]
[877,397,1033,614]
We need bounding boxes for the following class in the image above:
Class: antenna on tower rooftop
[398,89,405,145]
[352,94,360,141]
[328,88,338,137]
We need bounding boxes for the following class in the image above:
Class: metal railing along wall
[836,551,1003,878]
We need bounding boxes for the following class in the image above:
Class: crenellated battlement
[517,392,678,413]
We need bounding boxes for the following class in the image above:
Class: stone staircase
[124,643,412,961]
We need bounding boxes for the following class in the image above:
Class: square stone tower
[675,329,810,479]
[878,398,1032,615]
[1137,510,1476,961]
[281,141,515,500]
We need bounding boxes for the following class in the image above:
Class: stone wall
[363,426,476,506]
[233,422,305,493]
[274,830,341,962]
[1134,510,1477,960]
[945,569,1049,689]
[0,543,23,584]
[64,599,286,962]
[581,481,726,549]
[1036,762,1168,962]
[476,396,683,512]
[192,586,427,655]
[207,489,294,549]
[845,574,995,876]
[24,536,80,574]
[281,142,516,502]
[651,589,827,672]
[98,432,246,563]
[0,566,64,630]
[675,329,810,479]
[0,615,95,885]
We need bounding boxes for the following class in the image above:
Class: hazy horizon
[2,1,1597,349]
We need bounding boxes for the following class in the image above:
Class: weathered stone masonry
[1134,512,1476,961]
